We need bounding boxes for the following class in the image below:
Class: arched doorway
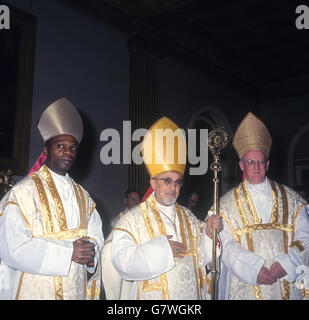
[288,122,309,190]
[179,106,236,220]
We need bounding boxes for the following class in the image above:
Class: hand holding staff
[208,127,229,300]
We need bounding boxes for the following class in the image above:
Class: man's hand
[167,235,188,259]
[205,215,222,239]
[72,236,95,266]
[257,266,277,285]
[269,261,287,280]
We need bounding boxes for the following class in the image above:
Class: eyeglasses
[153,177,183,187]
[241,159,267,167]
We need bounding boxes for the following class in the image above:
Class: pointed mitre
[142,117,186,177]
[233,112,272,158]
[38,98,83,144]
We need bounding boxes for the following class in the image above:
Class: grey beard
[161,196,177,206]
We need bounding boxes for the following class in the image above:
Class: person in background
[186,191,200,212]
[110,188,140,229]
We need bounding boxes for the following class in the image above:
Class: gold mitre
[38,98,83,144]
[142,117,186,177]
[233,112,272,158]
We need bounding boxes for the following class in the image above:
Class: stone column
[127,35,160,195]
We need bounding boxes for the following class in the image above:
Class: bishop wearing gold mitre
[217,112,309,300]
[0,98,104,299]
[101,117,221,300]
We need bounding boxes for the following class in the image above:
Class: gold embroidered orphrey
[5,165,100,300]
[220,179,306,300]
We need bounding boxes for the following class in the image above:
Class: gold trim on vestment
[277,183,290,300]
[234,186,250,226]
[33,167,67,300]
[205,275,212,294]
[104,239,112,246]
[139,196,169,300]
[36,228,87,240]
[41,165,68,231]
[137,282,142,300]
[181,206,200,300]
[282,279,290,300]
[289,240,304,252]
[148,195,169,300]
[54,276,64,300]
[235,223,293,237]
[198,222,207,290]
[241,182,260,224]
[15,272,24,300]
[90,280,98,300]
[292,203,306,241]
[253,286,263,300]
[77,184,87,228]
[234,181,295,300]
[113,227,139,245]
[30,172,54,234]
[30,167,88,300]
[235,186,255,259]
[72,181,84,229]
[268,180,279,223]
[220,214,240,242]
[3,201,31,230]
[301,282,309,298]
[175,203,187,248]
[86,287,100,298]
[149,194,168,236]
[234,184,262,300]
[4,200,18,207]
[90,203,96,216]
[278,183,289,252]
[140,200,157,239]
[139,201,163,298]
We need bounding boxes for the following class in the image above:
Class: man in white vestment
[102,117,221,300]
[217,112,309,300]
[109,188,140,230]
[0,98,104,300]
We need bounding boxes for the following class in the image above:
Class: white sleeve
[111,229,175,281]
[0,204,73,276]
[275,206,309,282]
[86,209,104,273]
[200,224,221,265]
[220,220,265,285]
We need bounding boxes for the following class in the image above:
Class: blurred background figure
[110,188,141,230]
[186,191,200,212]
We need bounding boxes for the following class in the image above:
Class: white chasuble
[0,165,103,300]
[102,193,214,300]
[219,178,308,300]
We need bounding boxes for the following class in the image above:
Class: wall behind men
[5,0,263,227]
[8,1,309,229]
[260,94,309,187]
[158,57,259,215]
[5,0,129,235]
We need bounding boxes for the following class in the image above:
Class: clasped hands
[257,262,287,285]
[72,236,96,267]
